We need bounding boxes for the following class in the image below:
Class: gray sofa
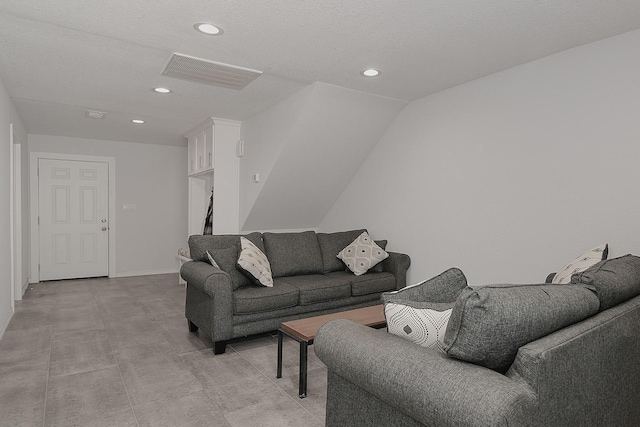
[315,254,640,427]
[180,229,410,354]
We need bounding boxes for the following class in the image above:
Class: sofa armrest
[180,260,232,297]
[507,295,640,426]
[315,320,536,427]
[381,252,411,290]
[180,260,234,341]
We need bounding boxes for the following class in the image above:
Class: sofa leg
[187,320,198,333]
[214,341,227,355]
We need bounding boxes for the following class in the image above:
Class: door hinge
[38,216,40,225]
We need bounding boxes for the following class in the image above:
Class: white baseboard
[21,279,29,298]
[0,311,13,342]
[111,268,179,278]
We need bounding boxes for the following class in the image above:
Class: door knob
[101,219,107,223]
[102,227,107,231]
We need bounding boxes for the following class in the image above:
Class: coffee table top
[280,304,386,341]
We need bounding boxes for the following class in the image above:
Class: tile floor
[0,274,327,427]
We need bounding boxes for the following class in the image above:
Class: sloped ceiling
[1,1,640,145]
[240,83,407,231]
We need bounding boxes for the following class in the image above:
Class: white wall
[28,135,187,277]
[239,84,313,229]
[240,82,406,231]
[320,29,640,285]
[0,75,27,339]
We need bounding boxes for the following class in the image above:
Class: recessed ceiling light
[362,68,380,77]
[153,87,172,94]
[194,23,223,35]
[131,119,145,124]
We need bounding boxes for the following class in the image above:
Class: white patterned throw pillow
[337,231,389,276]
[385,301,452,352]
[237,237,273,287]
[552,244,608,284]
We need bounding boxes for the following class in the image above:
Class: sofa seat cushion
[327,271,396,296]
[443,283,600,373]
[233,279,299,315]
[571,254,640,310]
[282,275,352,305]
[317,229,367,273]
[263,231,324,278]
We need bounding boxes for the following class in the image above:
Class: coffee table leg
[299,340,308,398]
[276,330,283,379]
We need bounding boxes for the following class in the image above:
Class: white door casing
[9,125,15,309]
[12,138,23,301]
[38,158,109,281]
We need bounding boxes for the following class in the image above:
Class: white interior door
[38,158,109,281]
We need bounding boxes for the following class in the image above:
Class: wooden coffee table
[276,304,386,398]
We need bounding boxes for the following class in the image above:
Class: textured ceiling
[1,0,640,146]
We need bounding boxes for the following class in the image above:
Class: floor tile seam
[233,341,322,422]
[48,360,120,380]
[266,336,327,423]
[280,337,327,370]
[108,334,141,427]
[42,325,54,427]
[221,391,321,426]
[216,344,276,381]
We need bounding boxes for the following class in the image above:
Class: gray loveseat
[315,254,640,427]
[180,229,410,354]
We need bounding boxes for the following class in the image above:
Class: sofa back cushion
[316,229,367,273]
[188,233,264,290]
[571,254,640,310]
[443,284,600,373]
[188,232,264,263]
[263,231,323,278]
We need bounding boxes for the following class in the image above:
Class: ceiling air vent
[162,53,262,90]
[85,109,107,119]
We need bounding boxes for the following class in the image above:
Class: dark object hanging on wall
[203,191,213,235]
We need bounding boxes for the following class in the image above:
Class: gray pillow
[443,284,600,373]
[570,254,640,310]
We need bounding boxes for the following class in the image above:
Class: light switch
[253,173,260,183]
[122,204,137,211]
